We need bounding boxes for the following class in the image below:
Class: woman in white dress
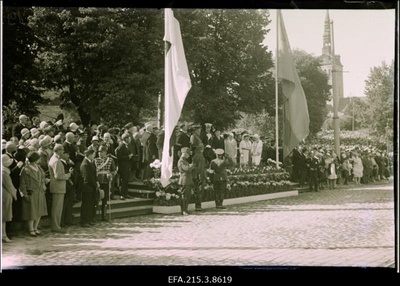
[239,134,252,167]
[352,152,364,185]
[224,133,237,165]
[250,134,263,166]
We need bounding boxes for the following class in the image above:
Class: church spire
[322,10,331,56]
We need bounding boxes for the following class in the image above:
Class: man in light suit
[48,144,72,233]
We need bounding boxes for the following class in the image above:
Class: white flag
[160,9,192,187]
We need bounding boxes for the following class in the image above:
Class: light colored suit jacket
[48,153,71,194]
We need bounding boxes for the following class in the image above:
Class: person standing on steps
[2,154,18,243]
[80,149,99,227]
[48,144,72,233]
[209,148,233,209]
[191,143,207,211]
[94,145,117,221]
[115,132,133,200]
[177,147,194,216]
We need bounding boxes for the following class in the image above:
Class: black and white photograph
[1,0,398,280]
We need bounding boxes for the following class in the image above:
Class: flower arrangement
[147,164,293,206]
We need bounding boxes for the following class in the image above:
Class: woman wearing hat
[239,134,252,167]
[209,148,233,209]
[19,151,48,236]
[352,152,364,185]
[2,154,18,242]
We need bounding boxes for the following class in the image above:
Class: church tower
[320,11,344,100]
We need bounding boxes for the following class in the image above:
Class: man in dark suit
[306,149,319,192]
[80,149,99,227]
[175,123,190,159]
[142,123,158,180]
[115,132,133,200]
[12,114,30,140]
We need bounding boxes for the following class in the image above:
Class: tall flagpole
[331,19,341,158]
[275,9,280,169]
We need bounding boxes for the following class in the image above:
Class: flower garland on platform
[145,160,293,206]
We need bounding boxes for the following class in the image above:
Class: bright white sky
[263,9,396,98]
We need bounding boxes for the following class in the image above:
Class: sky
[263,9,396,98]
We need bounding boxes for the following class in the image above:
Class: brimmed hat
[39,135,52,147]
[54,134,62,143]
[2,154,13,167]
[39,121,49,129]
[53,143,63,153]
[27,151,40,163]
[252,134,260,140]
[21,128,30,137]
[54,119,63,127]
[69,122,79,132]
[28,138,39,147]
[215,148,224,155]
[91,135,99,142]
[30,128,40,137]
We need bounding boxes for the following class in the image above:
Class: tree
[175,9,275,130]
[363,61,394,139]
[2,6,47,126]
[29,7,163,127]
[293,49,331,135]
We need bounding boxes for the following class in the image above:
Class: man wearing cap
[177,147,194,215]
[209,148,233,209]
[210,127,225,154]
[80,149,100,227]
[189,124,203,153]
[48,144,72,233]
[94,145,117,220]
[115,133,133,200]
[12,114,30,139]
[175,123,190,158]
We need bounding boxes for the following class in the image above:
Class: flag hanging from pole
[160,8,192,187]
[277,10,310,159]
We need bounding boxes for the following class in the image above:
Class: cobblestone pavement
[1,182,396,277]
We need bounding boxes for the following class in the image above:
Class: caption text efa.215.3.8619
[168,276,233,284]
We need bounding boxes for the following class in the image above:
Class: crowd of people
[2,113,392,242]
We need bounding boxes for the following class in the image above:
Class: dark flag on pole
[277,10,310,159]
